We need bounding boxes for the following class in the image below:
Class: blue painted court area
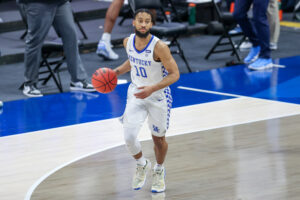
[0,55,300,137]
[0,83,232,137]
[177,56,300,104]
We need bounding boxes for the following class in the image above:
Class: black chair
[19,42,66,93]
[128,0,192,72]
[38,42,67,92]
[119,5,133,26]
[205,0,244,61]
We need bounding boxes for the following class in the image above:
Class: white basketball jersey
[126,34,168,88]
[122,34,173,136]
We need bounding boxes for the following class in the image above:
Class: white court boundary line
[24,142,124,200]
[177,86,300,105]
[178,86,243,98]
[25,87,300,200]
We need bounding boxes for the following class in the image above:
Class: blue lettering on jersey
[128,55,151,67]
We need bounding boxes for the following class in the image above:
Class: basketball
[92,67,117,93]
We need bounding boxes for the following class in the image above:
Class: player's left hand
[134,86,154,99]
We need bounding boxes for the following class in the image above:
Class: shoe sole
[23,91,43,97]
[132,160,151,190]
[97,50,118,61]
[151,188,166,193]
[248,63,273,71]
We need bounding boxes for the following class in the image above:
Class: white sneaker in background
[229,26,242,35]
[239,41,253,52]
[70,80,96,92]
[96,40,119,60]
[270,43,278,50]
[23,84,43,97]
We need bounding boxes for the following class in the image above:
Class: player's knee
[123,125,139,146]
[124,132,136,146]
[153,135,167,149]
[124,136,140,155]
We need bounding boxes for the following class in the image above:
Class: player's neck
[135,34,152,50]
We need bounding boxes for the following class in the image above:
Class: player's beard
[135,28,150,38]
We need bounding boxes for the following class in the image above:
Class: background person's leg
[22,2,56,86]
[252,0,271,58]
[96,0,124,60]
[267,0,280,50]
[233,0,259,46]
[53,1,88,83]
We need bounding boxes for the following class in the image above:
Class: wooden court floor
[31,114,300,200]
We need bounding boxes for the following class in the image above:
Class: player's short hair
[134,9,155,24]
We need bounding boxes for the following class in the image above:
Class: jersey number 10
[134,65,147,78]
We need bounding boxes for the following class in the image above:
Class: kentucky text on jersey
[128,55,151,66]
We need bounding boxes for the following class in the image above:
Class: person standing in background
[96,0,124,60]
[267,0,280,50]
[233,0,273,70]
[17,0,95,97]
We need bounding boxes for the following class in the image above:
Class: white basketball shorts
[121,83,173,137]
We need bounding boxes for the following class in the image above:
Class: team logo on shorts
[152,125,160,133]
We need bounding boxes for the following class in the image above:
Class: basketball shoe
[151,167,166,193]
[23,84,43,97]
[239,41,252,52]
[248,58,273,71]
[132,159,151,190]
[70,80,96,92]
[96,40,119,60]
[270,43,278,50]
[244,46,260,64]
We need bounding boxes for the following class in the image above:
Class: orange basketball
[92,67,117,93]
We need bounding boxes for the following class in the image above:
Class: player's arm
[134,41,180,99]
[114,37,131,76]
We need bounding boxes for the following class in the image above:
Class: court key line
[177,86,243,98]
[177,85,300,106]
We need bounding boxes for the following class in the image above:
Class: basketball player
[113,9,180,193]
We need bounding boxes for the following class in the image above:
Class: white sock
[154,163,163,172]
[101,32,111,43]
[136,156,146,166]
